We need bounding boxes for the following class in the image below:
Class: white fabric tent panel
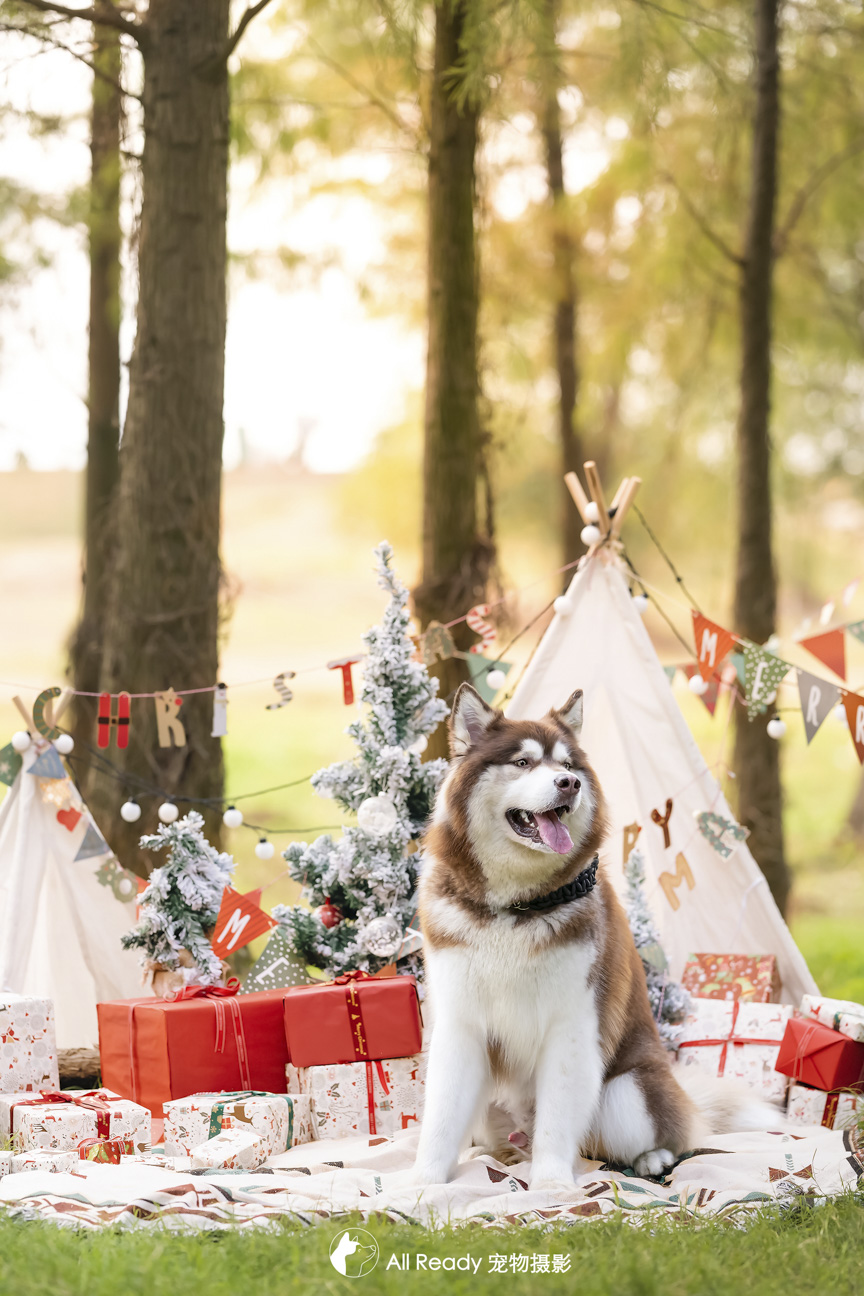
[0,748,143,1047]
[508,554,817,1005]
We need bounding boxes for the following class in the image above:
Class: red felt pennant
[800,629,846,681]
[683,663,720,715]
[57,807,83,832]
[211,886,276,959]
[843,692,864,764]
[692,612,737,682]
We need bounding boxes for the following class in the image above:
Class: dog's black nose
[554,774,580,793]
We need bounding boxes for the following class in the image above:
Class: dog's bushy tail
[676,1068,785,1138]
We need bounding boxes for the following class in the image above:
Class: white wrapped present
[786,1083,861,1130]
[164,1091,311,1157]
[190,1129,268,1171]
[0,1151,12,1179]
[11,1149,77,1174]
[293,1055,425,1139]
[0,995,59,1093]
[677,998,792,1102]
[801,995,864,1045]
[6,1089,150,1153]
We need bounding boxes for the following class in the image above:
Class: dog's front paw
[407,1161,454,1189]
[632,1147,677,1179]
[528,1160,577,1195]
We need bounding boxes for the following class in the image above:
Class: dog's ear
[556,688,583,739]
[450,683,497,756]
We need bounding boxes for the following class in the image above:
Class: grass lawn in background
[0,1195,862,1296]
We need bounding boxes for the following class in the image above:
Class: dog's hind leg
[588,1064,694,1178]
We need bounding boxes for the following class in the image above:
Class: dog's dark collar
[508,855,599,913]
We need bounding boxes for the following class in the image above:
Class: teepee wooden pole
[611,476,642,537]
[53,689,74,726]
[609,478,630,514]
[11,695,33,733]
[583,461,610,534]
[564,471,591,523]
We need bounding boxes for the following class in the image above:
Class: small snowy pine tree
[273,542,448,978]
[122,810,234,985]
[624,846,690,1048]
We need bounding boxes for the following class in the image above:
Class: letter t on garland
[328,656,362,705]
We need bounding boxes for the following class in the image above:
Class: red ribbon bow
[167,978,241,1002]
[161,979,250,1090]
[8,1088,123,1140]
[678,1000,783,1076]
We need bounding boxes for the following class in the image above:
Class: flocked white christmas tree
[624,846,690,1049]
[122,810,234,986]
[273,542,448,978]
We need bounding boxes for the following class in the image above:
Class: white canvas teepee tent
[0,744,143,1047]
[507,469,817,1006]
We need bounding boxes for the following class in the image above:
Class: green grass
[0,1196,862,1295]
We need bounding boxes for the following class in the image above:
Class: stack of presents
[677,953,864,1132]
[1,972,425,1175]
[3,956,862,1178]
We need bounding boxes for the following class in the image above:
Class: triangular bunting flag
[692,612,737,682]
[27,747,66,779]
[843,692,864,764]
[466,654,512,704]
[847,620,864,647]
[74,819,110,861]
[243,888,263,910]
[211,885,277,959]
[0,743,22,787]
[683,664,720,716]
[662,666,677,684]
[741,642,790,719]
[241,926,312,993]
[729,651,746,688]
[796,670,841,745]
[799,629,846,680]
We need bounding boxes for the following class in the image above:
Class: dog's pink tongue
[534,811,573,854]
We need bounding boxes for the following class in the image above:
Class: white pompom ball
[223,805,243,829]
[11,731,31,753]
[688,674,709,696]
[120,799,142,823]
[117,875,134,897]
[834,703,847,722]
[584,501,600,523]
[767,717,786,740]
[357,793,399,835]
[553,596,571,615]
[487,669,507,691]
[255,837,275,860]
[54,733,74,755]
[409,735,428,755]
[158,801,179,824]
[580,524,602,546]
[632,593,649,614]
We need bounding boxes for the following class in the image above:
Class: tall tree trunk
[68,16,122,771]
[414,0,491,756]
[90,0,230,868]
[732,0,790,915]
[537,0,584,575]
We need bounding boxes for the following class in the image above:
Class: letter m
[658,853,695,912]
[700,628,719,669]
[216,907,251,952]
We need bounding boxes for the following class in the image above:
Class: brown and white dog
[414,684,773,1190]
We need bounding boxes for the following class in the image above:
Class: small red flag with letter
[692,612,737,682]
[843,692,864,764]
[211,886,276,959]
[799,629,846,681]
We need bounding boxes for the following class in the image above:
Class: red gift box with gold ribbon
[774,1016,864,1092]
[97,982,290,1117]
[283,971,423,1068]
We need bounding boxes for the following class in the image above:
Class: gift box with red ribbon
[1,1088,150,1153]
[774,1016,864,1092]
[97,981,290,1117]
[786,1083,861,1131]
[77,1136,136,1164]
[288,1054,425,1139]
[681,954,780,1004]
[677,998,792,1101]
[164,1090,314,1157]
[283,971,422,1068]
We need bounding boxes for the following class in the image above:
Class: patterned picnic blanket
[0,1125,861,1232]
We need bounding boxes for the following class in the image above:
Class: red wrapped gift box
[283,971,422,1067]
[681,953,780,1004]
[97,984,290,1117]
[775,1016,864,1092]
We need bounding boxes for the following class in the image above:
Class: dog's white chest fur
[425,918,599,1079]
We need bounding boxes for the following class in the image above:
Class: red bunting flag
[692,612,737,682]
[683,663,720,716]
[799,629,846,681]
[211,886,276,959]
[843,692,864,764]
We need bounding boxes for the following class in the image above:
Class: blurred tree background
[1,1,863,992]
